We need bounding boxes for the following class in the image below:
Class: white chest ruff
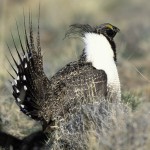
[103,63,121,101]
[94,60,121,101]
[83,33,121,101]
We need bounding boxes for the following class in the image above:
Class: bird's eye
[106,29,115,38]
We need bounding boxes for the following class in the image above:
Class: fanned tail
[7,9,50,124]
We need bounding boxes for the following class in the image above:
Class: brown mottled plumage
[8,13,120,130]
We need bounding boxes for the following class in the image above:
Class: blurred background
[0,0,150,138]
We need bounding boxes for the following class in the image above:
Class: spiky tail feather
[7,10,50,125]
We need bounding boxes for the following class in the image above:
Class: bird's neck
[83,33,121,101]
[83,33,115,67]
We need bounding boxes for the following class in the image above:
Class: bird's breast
[94,61,121,101]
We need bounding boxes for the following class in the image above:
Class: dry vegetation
[0,0,150,149]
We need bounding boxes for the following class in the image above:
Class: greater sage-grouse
[8,17,121,130]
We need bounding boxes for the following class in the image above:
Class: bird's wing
[7,14,50,123]
[41,62,107,123]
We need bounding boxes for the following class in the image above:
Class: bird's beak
[111,26,120,38]
[113,26,120,33]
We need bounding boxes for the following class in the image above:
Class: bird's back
[40,61,107,122]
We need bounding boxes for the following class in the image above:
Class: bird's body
[8,19,120,130]
[40,61,107,123]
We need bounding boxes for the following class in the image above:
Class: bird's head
[94,23,120,41]
[65,23,120,63]
[65,23,119,40]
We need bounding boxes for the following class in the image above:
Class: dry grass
[0,0,150,149]
[44,100,130,149]
[44,99,150,150]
